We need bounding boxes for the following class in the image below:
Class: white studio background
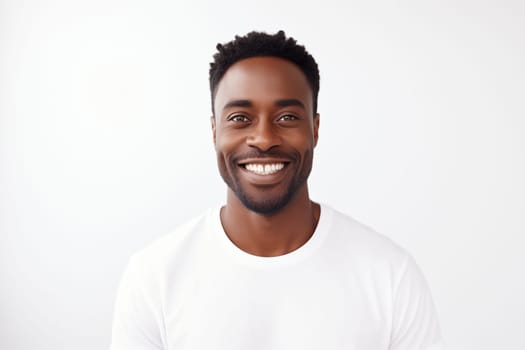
[1,0,524,349]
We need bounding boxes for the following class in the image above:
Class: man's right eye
[229,115,249,122]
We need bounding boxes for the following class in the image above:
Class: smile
[244,163,285,175]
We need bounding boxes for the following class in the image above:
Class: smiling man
[110,31,444,350]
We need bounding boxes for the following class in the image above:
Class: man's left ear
[313,113,320,147]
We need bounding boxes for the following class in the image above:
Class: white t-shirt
[110,204,444,350]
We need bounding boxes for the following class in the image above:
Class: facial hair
[219,149,313,215]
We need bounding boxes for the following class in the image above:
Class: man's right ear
[211,116,216,145]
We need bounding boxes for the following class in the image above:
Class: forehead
[214,56,313,114]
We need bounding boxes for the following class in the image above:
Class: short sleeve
[110,256,165,350]
[389,255,445,350]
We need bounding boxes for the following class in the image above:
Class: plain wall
[1,0,524,349]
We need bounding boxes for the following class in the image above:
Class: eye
[228,114,250,123]
[278,114,298,122]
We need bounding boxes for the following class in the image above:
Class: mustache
[232,149,296,163]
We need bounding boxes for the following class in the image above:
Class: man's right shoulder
[128,208,216,270]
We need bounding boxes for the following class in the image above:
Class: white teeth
[245,163,285,175]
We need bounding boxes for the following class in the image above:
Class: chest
[162,261,392,350]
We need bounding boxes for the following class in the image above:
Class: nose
[246,119,281,151]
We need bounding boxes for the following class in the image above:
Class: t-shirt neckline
[208,203,333,268]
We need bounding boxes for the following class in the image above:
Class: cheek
[215,137,240,169]
[215,139,233,159]
[215,130,245,154]
[287,132,315,150]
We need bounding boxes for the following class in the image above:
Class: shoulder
[321,204,410,266]
[127,208,216,274]
[321,205,441,333]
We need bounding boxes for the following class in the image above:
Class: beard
[218,149,313,215]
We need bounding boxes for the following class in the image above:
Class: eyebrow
[222,99,305,111]
[222,99,252,110]
[275,99,305,109]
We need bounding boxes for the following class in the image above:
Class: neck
[220,185,320,257]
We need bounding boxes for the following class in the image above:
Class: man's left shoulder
[321,204,411,265]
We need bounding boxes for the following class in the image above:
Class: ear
[211,115,216,145]
[313,113,320,147]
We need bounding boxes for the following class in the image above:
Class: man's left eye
[278,114,298,121]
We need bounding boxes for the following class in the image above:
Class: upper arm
[110,256,165,350]
[389,255,444,350]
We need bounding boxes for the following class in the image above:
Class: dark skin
[211,56,320,257]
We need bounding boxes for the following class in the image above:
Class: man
[110,31,444,350]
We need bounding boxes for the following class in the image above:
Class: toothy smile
[243,163,285,175]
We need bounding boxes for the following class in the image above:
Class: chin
[239,196,292,215]
[234,183,298,215]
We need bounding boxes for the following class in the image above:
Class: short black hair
[209,30,320,115]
